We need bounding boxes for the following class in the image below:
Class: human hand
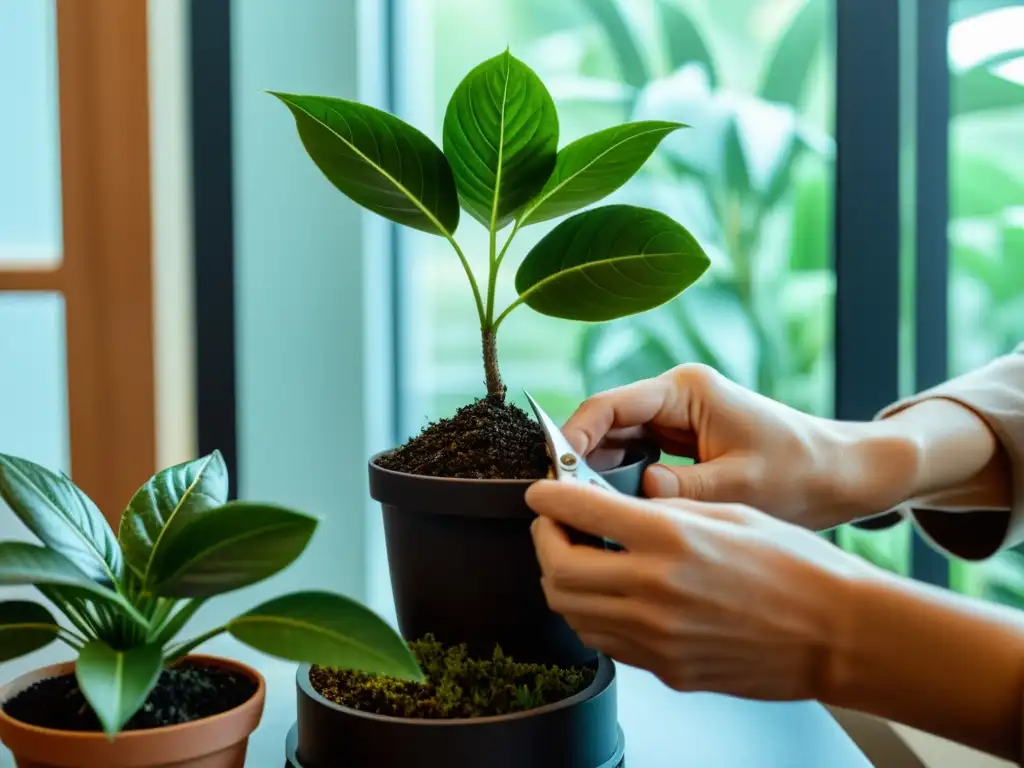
[564,364,920,530]
[526,480,880,701]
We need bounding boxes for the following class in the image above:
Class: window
[946,2,1024,605]
[391,0,920,575]
[393,0,835,424]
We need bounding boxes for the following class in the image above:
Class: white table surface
[0,635,872,768]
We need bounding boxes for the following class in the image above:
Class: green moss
[309,634,596,719]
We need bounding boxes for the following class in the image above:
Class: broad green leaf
[515,204,710,322]
[269,92,460,236]
[0,541,122,601]
[578,315,685,396]
[952,150,1024,217]
[658,0,717,88]
[150,503,318,597]
[0,454,122,584]
[442,50,559,229]
[520,121,685,225]
[581,0,649,92]
[76,641,163,737]
[952,65,1024,115]
[758,0,829,108]
[229,590,423,681]
[119,451,228,582]
[0,601,60,661]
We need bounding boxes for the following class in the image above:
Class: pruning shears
[523,390,619,494]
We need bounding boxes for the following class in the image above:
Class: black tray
[284,722,626,768]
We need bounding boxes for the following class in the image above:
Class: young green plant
[270,48,710,399]
[0,450,422,737]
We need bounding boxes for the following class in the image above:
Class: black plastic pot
[290,654,624,768]
[369,444,659,667]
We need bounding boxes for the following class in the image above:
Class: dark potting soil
[310,634,595,719]
[2,662,256,732]
[375,395,551,479]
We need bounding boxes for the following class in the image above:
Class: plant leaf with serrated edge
[519,121,685,225]
[515,204,710,321]
[0,454,122,585]
[270,91,460,236]
[150,502,317,598]
[119,451,228,582]
[0,601,61,661]
[228,590,423,681]
[442,50,558,229]
[76,641,164,737]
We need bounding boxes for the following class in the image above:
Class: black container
[368,444,658,667]
[292,654,624,768]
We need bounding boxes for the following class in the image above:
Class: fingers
[526,480,679,552]
[531,516,682,596]
[562,376,685,456]
[643,456,759,504]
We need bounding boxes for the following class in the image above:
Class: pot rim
[297,653,615,727]
[368,442,660,486]
[0,653,266,740]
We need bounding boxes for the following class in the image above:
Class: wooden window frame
[0,1,156,525]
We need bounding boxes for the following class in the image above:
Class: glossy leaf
[515,204,710,322]
[0,454,122,584]
[270,91,460,236]
[228,590,423,681]
[520,121,685,225]
[658,0,717,88]
[119,451,228,581]
[150,503,318,597]
[442,50,558,229]
[76,641,163,737]
[0,600,60,661]
[0,541,122,600]
[758,0,829,108]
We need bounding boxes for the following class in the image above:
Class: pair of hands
[525,364,919,702]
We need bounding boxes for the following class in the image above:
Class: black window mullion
[835,0,902,530]
[189,0,238,498]
[910,0,951,586]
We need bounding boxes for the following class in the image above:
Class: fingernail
[645,465,676,496]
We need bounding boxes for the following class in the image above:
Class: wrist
[822,571,1024,760]
[814,417,922,523]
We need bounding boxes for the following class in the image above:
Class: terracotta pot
[0,654,266,768]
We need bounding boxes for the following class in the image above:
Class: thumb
[643,459,752,503]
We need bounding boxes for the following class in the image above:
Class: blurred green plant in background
[575,0,836,418]
[410,0,1024,597]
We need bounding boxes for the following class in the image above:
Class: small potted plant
[0,450,421,768]
[271,48,709,670]
[288,634,622,768]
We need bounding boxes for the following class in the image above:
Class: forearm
[822,570,1024,761]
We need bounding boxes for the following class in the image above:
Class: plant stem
[164,625,226,663]
[492,295,525,331]
[481,328,505,399]
[495,218,521,272]
[445,234,486,327]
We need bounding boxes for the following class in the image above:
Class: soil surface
[2,662,257,732]
[375,395,551,479]
[310,634,595,719]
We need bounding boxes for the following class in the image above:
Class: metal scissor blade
[523,389,618,493]
[523,389,577,473]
